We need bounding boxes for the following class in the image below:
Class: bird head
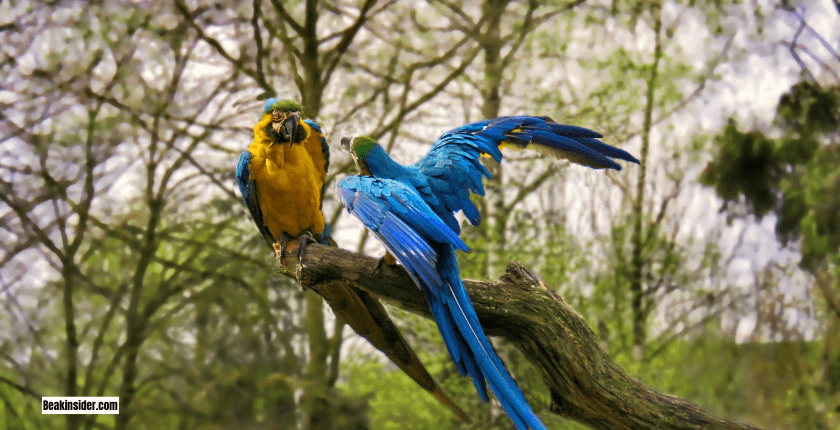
[263,98,307,144]
[341,136,377,176]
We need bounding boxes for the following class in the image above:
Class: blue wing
[303,119,330,214]
[338,176,468,288]
[413,116,639,231]
[303,119,330,176]
[236,150,275,247]
[442,115,638,168]
[338,175,547,430]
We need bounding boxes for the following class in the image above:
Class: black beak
[279,113,300,142]
[340,137,352,150]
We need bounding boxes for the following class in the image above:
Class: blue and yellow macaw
[235,99,469,422]
[236,98,330,258]
[337,116,639,430]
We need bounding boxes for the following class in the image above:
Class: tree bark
[276,244,762,430]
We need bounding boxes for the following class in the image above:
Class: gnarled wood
[277,243,762,430]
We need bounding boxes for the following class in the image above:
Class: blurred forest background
[1,0,839,429]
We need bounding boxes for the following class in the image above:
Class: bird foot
[273,242,283,262]
[297,231,318,263]
[274,233,293,265]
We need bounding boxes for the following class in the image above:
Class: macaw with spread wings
[338,116,638,429]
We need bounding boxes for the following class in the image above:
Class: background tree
[701,5,840,427]
[1,0,837,429]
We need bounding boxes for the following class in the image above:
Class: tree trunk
[630,2,662,359]
[479,0,509,279]
[277,244,763,430]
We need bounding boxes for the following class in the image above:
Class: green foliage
[340,330,560,430]
[777,82,840,136]
[0,383,47,430]
[699,119,782,219]
[622,332,829,430]
[338,310,476,430]
[701,84,840,269]
[536,223,588,290]
[342,360,453,430]
[700,78,840,429]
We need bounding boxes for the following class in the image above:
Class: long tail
[423,245,547,430]
[316,226,471,423]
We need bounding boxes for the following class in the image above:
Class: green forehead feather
[264,98,303,113]
[352,136,378,156]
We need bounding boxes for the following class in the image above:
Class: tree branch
[269,0,305,36]
[504,164,561,212]
[787,18,817,83]
[779,41,840,84]
[0,375,41,398]
[275,244,762,430]
[320,0,378,89]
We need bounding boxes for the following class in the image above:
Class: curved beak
[279,113,300,142]
[340,137,353,150]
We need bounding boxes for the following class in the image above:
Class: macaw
[235,99,470,422]
[337,116,639,430]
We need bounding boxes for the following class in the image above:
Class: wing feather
[236,151,275,247]
[338,176,469,294]
[412,116,638,229]
[302,119,330,182]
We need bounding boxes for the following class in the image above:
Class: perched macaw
[337,116,639,430]
[235,99,470,422]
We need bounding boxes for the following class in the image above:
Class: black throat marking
[265,122,307,144]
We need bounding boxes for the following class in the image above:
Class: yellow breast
[248,117,326,240]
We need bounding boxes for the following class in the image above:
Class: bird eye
[271,109,283,121]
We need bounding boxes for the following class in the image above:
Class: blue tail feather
[426,288,491,400]
[435,245,548,430]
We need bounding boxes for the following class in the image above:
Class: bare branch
[321,0,379,88]
[779,41,840,84]
[269,0,305,36]
[251,0,270,92]
[787,18,817,82]
[0,375,41,398]
[430,0,476,27]
[372,45,483,139]
[275,244,764,430]
[790,9,840,62]
[643,178,682,249]
[499,0,586,70]
[173,0,273,95]
[504,165,561,212]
